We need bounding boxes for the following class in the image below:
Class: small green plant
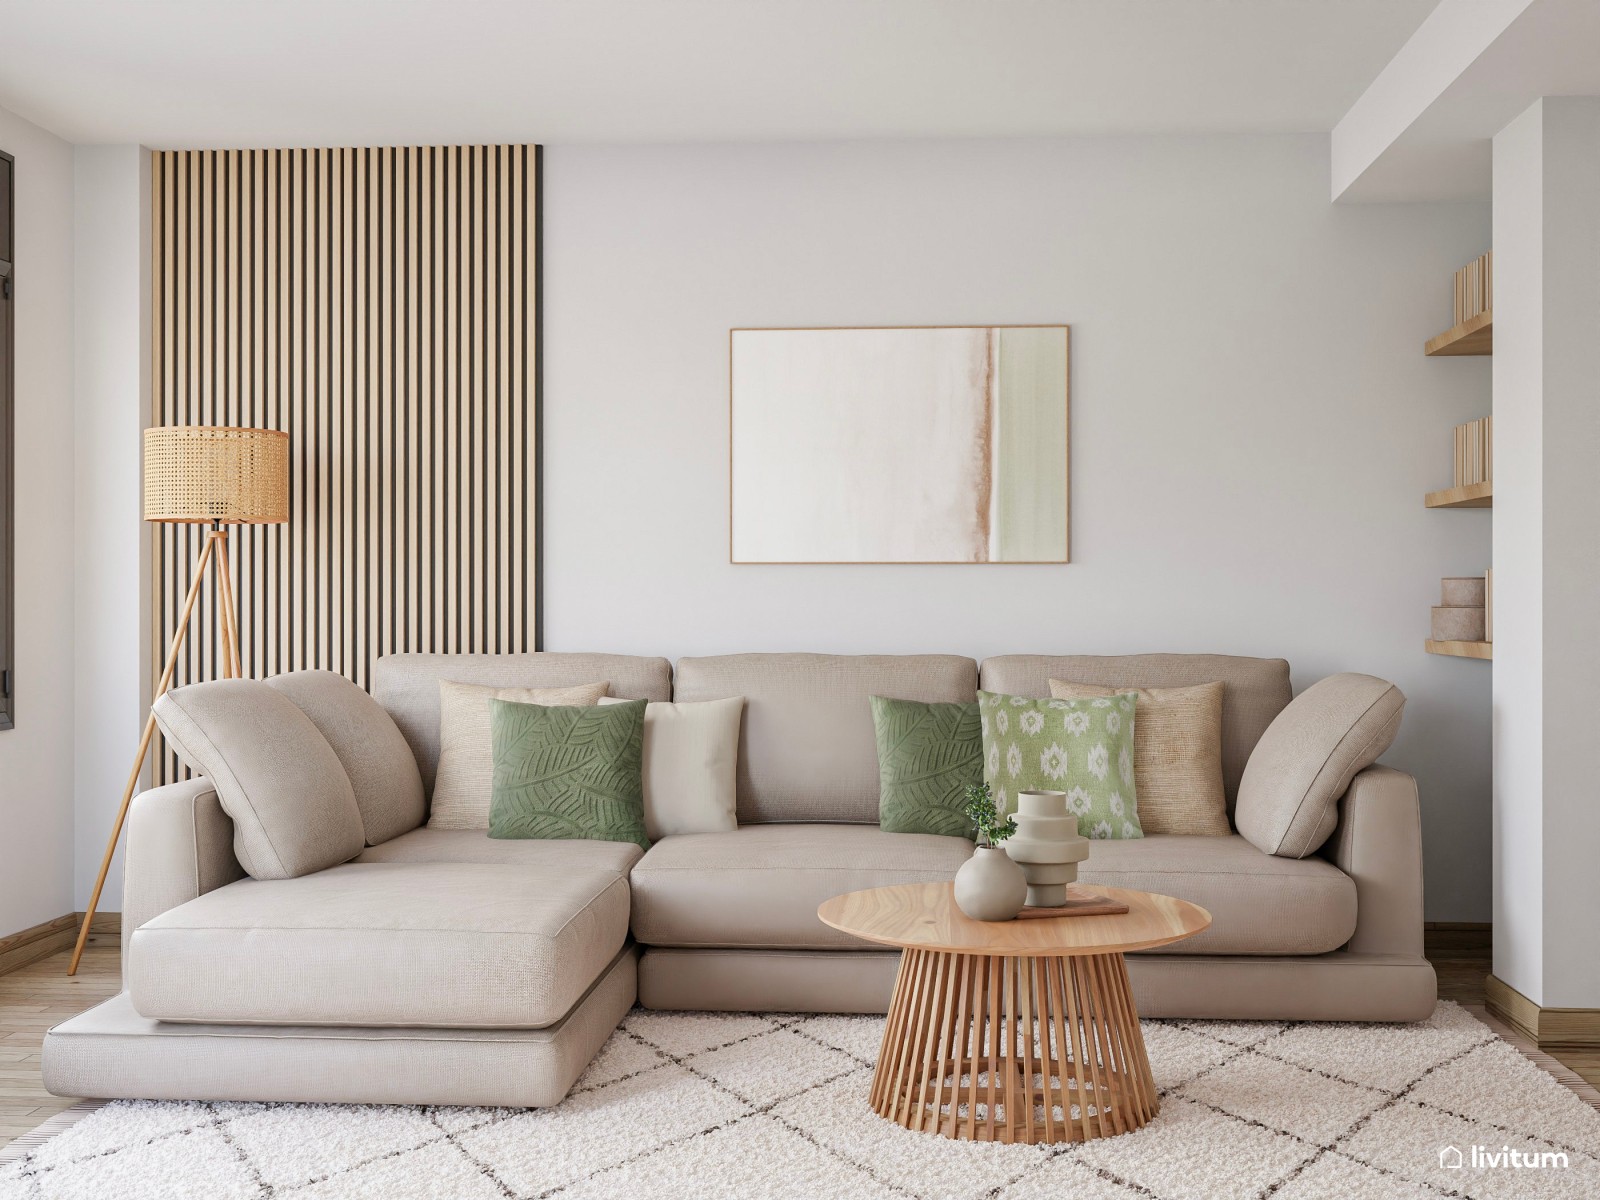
[964,782,1017,848]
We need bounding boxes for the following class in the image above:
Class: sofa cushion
[871,696,982,838]
[1078,835,1357,955]
[266,670,426,846]
[152,679,366,880]
[430,680,610,829]
[979,654,1292,810]
[128,861,630,1029]
[1235,673,1406,859]
[356,826,644,873]
[373,652,673,794]
[1049,679,1229,837]
[599,696,745,840]
[673,653,979,823]
[980,690,1142,839]
[630,825,974,950]
[488,697,648,848]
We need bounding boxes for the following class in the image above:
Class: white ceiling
[0,0,1438,148]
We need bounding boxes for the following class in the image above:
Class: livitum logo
[1439,1144,1570,1170]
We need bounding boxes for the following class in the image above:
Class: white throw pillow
[600,695,744,839]
[428,679,609,829]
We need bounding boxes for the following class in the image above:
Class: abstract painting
[731,325,1069,563]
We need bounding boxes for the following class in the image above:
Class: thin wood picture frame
[729,324,1070,565]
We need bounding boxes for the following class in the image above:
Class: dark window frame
[0,148,13,731]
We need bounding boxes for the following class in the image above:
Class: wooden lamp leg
[212,529,242,678]
[67,533,219,976]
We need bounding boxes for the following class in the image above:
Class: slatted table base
[870,948,1157,1144]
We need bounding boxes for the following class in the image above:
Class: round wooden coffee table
[818,882,1210,1145]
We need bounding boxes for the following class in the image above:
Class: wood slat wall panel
[151,146,540,783]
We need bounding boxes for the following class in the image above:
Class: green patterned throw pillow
[977,690,1143,840]
[871,696,982,838]
[488,698,649,849]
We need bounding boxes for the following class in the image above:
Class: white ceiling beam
[1332,0,1532,202]
[1333,0,1600,203]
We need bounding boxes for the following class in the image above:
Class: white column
[1491,98,1600,1008]
[72,145,150,911]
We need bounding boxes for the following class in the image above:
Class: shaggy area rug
[2,1001,1597,1199]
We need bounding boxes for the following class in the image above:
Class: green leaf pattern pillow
[488,698,649,849]
[978,690,1143,840]
[871,696,982,838]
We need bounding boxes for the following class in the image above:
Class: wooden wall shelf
[1427,639,1493,660]
[1425,311,1492,356]
[1425,482,1492,508]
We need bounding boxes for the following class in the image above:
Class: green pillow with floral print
[977,690,1143,840]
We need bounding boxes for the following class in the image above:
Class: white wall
[0,105,76,937]
[544,135,1494,920]
[72,145,148,912]
[1492,98,1600,1007]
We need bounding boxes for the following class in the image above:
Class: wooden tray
[1014,886,1130,919]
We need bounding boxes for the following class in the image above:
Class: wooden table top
[817,882,1210,956]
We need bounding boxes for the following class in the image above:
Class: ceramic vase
[1005,790,1091,907]
[953,846,1028,922]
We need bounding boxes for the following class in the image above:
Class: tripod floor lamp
[69,425,289,975]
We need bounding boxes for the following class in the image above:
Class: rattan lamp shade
[143,426,289,524]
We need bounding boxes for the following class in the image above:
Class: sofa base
[638,947,1437,1023]
[43,947,637,1109]
[640,947,902,1013]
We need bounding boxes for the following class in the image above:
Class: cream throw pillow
[600,695,744,839]
[1049,679,1229,836]
[428,679,609,829]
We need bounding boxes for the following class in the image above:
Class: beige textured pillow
[1235,673,1405,858]
[1049,679,1229,836]
[600,695,744,839]
[428,679,608,829]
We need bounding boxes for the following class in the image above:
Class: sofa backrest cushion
[1235,672,1405,858]
[979,653,1292,810]
[672,653,979,824]
[373,653,672,795]
[265,670,427,846]
[152,679,366,879]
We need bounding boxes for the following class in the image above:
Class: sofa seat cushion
[630,825,974,950]
[128,862,630,1029]
[1078,835,1356,956]
[355,827,643,873]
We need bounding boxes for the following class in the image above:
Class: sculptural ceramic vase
[953,846,1028,922]
[1005,790,1091,907]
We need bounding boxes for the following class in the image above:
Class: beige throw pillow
[1049,678,1229,836]
[599,696,744,839]
[428,679,609,829]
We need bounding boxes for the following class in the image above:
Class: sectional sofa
[42,651,1434,1110]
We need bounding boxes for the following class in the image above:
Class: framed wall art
[730,325,1069,563]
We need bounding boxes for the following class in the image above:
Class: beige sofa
[42,651,1434,1110]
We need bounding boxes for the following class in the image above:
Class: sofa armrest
[1322,765,1424,957]
[120,778,245,968]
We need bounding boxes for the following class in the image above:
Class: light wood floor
[0,933,120,1147]
[1428,927,1599,1089]
[0,929,1593,1149]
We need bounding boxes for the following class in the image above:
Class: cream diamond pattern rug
[3,1002,1598,1199]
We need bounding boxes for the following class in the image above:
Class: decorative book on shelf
[1454,416,1492,487]
[1454,251,1492,326]
[1427,252,1493,356]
